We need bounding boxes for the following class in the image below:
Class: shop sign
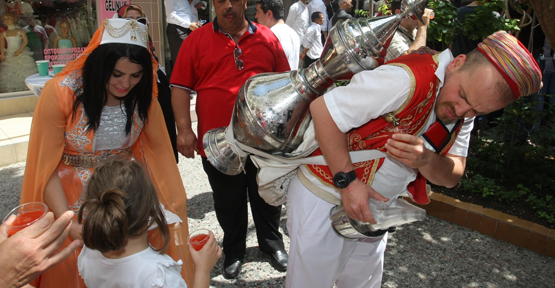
[99,0,129,23]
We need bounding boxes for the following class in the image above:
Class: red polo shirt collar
[212,17,258,35]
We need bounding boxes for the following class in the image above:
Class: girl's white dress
[78,246,187,288]
[0,30,38,93]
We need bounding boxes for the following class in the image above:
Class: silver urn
[203,0,428,175]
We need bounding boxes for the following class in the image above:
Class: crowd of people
[0,0,548,287]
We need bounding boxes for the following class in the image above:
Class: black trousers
[202,157,285,261]
[304,56,319,68]
[166,23,192,68]
[156,69,178,163]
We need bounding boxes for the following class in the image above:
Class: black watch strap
[333,170,357,189]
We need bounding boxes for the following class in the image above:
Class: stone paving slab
[1,143,554,287]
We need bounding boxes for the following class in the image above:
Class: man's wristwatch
[333,170,357,189]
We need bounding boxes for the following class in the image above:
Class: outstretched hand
[340,179,389,223]
[0,211,83,288]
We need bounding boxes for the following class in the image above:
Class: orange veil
[20,20,194,287]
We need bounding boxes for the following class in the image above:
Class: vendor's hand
[300,52,306,61]
[190,22,199,31]
[195,2,205,9]
[177,128,198,159]
[340,179,389,223]
[69,219,83,241]
[0,211,82,288]
[14,50,21,57]
[385,133,432,169]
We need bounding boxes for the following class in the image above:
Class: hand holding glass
[188,229,210,251]
[2,202,48,237]
[385,123,410,141]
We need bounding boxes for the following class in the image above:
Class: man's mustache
[224,9,237,17]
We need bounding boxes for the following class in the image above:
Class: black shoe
[223,258,242,279]
[268,250,288,272]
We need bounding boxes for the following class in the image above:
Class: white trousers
[285,176,387,288]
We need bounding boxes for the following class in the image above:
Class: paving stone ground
[1,150,554,287]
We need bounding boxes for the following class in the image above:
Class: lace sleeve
[152,259,187,287]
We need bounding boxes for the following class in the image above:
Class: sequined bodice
[95,105,131,151]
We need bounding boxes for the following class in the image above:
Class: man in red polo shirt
[170,0,291,280]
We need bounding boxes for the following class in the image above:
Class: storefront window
[0,0,97,94]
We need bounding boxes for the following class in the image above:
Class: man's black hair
[256,0,284,20]
[311,11,323,22]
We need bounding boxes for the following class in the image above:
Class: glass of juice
[188,229,210,251]
[3,202,48,237]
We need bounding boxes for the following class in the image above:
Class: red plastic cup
[3,202,48,237]
[188,229,210,251]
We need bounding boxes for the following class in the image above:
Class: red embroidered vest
[305,53,462,205]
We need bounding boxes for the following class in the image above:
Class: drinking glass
[3,202,48,237]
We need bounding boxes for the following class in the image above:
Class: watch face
[333,171,356,188]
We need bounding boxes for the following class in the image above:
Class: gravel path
[1,152,554,287]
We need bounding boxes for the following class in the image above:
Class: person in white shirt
[385,3,433,62]
[285,0,310,46]
[190,0,207,23]
[78,160,222,288]
[256,0,300,70]
[301,12,324,68]
[165,0,200,67]
[307,0,328,39]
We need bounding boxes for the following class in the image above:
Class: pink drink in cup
[188,229,210,251]
[3,202,48,237]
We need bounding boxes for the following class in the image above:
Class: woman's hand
[0,52,5,61]
[14,50,21,57]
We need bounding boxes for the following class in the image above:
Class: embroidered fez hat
[477,30,542,99]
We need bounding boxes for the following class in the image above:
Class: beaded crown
[100,18,148,49]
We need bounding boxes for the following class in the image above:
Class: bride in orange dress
[19,19,194,288]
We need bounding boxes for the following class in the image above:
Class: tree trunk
[530,0,555,47]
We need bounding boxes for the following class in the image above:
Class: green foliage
[462,96,555,225]
[427,0,520,47]
[335,80,351,87]
[458,0,520,41]
[460,174,501,198]
[526,194,555,223]
[354,9,370,18]
[377,0,393,16]
[427,0,458,45]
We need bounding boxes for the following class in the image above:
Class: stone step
[0,112,33,167]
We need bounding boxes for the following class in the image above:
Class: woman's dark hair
[73,43,153,134]
[78,160,169,254]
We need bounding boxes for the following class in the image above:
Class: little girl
[77,160,221,288]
